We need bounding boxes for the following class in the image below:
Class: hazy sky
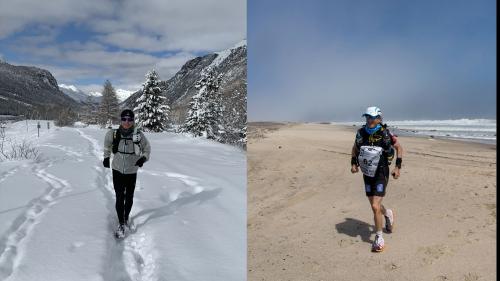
[248,0,496,121]
[0,0,246,93]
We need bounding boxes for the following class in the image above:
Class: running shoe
[384,209,394,233]
[371,234,385,252]
[115,224,126,239]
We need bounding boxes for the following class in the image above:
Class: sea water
[337,119,496,144]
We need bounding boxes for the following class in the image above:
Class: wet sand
[248,122,496,281]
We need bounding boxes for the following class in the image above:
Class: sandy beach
[248,122,496,281]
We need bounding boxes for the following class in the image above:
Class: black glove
[135,156,146,167]
[103,157,110,168]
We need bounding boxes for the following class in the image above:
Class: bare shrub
[0,138,40,161]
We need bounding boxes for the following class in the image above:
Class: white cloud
[0,0,245,53]
[0,0,115,39]
[89,0,246,52]
[11,42,196,91]
[1,0,245,93]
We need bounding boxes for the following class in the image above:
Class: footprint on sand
[463,272,480,281]
[383,262,399,271]
[417,244,451,265]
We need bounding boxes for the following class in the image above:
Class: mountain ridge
[0,61,78,118]
[123,40,247,124]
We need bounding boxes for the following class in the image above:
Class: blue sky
[248,0,496,121]
[0,0,246,94]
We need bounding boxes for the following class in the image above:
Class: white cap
[362,106,382,118]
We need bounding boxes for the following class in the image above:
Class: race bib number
[358,146,383,177]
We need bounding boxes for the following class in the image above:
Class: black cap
[120,109,134,119]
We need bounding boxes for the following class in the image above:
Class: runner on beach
[350,106,403,252]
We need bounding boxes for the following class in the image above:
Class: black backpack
[112,129,122,154]
[112,128,141,154]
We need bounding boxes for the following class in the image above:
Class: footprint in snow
[68,241,85,252]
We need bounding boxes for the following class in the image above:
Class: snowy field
[0,121,246,281]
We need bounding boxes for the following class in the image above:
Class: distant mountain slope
[59,84,133,104]
[59,84,101,103]
[0,61,78,118]
[123,40,247,124]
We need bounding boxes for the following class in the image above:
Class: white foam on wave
[334,119,496,142]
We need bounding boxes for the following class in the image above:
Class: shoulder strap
[112,129,121,154]
[355,127,366,148]
[359,126,368,138]
[132,126,141,144]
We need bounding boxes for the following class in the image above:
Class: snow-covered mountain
[60,84,134,103]
[115,88,134,102]
[95,88,135,102]
[59,84,101,103]
[0,61,78,118]
[123,40,247,124]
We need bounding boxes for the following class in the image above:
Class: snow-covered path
[0,121,246,281]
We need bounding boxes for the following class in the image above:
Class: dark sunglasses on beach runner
[121,117,134,122]
[365,115,380,121]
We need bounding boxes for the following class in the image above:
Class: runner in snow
[350,106,403,252]
[103,109,151,239]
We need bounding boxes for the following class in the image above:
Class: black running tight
[112,170,137,224]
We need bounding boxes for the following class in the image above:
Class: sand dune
[248,123,496,281]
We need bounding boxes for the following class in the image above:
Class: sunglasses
[365,116,380,121]
[121,117,134,122]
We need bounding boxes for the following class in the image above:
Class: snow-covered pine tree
[183,88,204,137]
[220,90,246,148]
[183,70,223,139]
[133,70,169,132]
[97,80,119,127]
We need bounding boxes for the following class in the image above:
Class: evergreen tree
[183,89,204,137]
[97,80,119,127]
[183,71,223,139]
[133,70,169,132]
[55,107,77,127]
[82,95,98,124]
[220,90,247,148]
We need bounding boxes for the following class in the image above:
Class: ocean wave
[334,118,496,143]
[385,118,496,126]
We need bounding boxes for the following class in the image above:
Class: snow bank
[0,121,245,281]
